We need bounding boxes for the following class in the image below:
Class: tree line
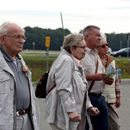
[24,26,130,51]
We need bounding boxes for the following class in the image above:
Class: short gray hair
[82,25,100,37]
[0,21,25,36]
[63,33,84,49]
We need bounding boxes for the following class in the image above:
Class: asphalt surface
[117,79,130,130]
[37,79,130,130]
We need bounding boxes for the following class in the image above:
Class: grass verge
[21,51,130,81]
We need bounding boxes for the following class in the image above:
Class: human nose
[17,35,26,42]
[19,38,25,44]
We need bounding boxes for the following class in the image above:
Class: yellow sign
[45,36,51,48]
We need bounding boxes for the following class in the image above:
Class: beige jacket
[45,49,92,130]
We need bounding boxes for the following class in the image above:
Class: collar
[0,46,21,62]
[72,56,82,67]
[86,47,98,54]
[62,49,82,68]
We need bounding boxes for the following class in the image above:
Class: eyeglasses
[4,34,26,41]
[98,44,108,48]
[73,45,86,49]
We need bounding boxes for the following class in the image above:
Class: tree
[24,26,71,50]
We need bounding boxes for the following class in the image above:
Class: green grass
[115,57,130,78]
[21,50,130,81]
[21,50,58,81]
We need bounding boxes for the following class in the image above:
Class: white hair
[0,21,25,36]
[100,32,107,41]
[0,22,10,35]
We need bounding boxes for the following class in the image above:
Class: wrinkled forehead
[6,23,24,34]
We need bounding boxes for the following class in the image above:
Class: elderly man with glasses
[0,22,40,130]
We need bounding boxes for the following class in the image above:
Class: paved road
[117,80,130,130]
[37,80,130,130]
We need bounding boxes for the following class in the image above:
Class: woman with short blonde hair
[45,33,98,130]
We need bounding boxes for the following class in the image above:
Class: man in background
[81,25,113,130]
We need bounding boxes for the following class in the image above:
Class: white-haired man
[0,22,40,130]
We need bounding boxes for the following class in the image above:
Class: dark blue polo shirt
[0,47,30,110]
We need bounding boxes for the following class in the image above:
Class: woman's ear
[70,46,75,54]
[70,46,73,53]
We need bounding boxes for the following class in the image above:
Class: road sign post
[45,36,51,71]
[45,36,51,48]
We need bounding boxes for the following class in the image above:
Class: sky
[0,0,130,33]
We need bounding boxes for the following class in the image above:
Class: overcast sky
[0,0,130,33]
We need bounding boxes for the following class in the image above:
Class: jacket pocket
[0,70,11,94]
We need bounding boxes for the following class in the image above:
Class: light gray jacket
[45,50,92,130]
[0,51,40,130]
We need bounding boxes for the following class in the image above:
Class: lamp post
[60,12,64,46]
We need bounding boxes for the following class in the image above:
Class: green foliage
[23,26,130,52]
[21,51,130,82]
[24,26,71,51]
[115,57,130,78]
[21,51,58,81]
[106,33,130,51]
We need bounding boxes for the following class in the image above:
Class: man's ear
[84,34,88,41]
[86,34,88,37]
[0,36,4,45]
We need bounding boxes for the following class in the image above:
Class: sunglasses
[98,44,108,48]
